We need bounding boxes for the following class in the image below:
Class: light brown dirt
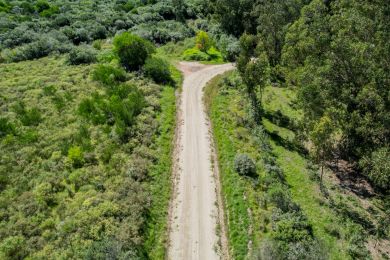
[168,62,234,260]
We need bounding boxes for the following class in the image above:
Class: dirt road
[168,62,234,260]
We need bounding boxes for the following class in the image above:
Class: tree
[237,34,270,121]
[113,32,155,71]
[309,115,335,182]
[172,0,186,22]
[195,31,211,53]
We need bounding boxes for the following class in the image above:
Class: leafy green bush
[0,118,15,137]
[68,146,84,168]
[195,30,211,52]
[78,94,107,124]
[267,184,298,212]
[182,47,223,62]
[113,32,155,71]
[39,5,59,17]
[92,64,126,85]
[182,47,209,61]
[97,49,116,63]
[34,0,50,13]
[234,153,256,177]
[143,57,172,84]
[68,45,97,65]
[0,235,26,259]
[78,85,145,129]
[0,1,11,13]
[217,34,240,61]
[3,38,57,62]
[13,102,42,126]
[360,147,390,190]
[207,47,223,62]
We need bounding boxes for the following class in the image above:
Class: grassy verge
[205,72,252,259]
[145,85,176,259]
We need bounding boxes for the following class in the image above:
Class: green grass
[272,144,348,259]
[145,85,176,259]
[205,72,256,259]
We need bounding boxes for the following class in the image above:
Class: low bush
[182,47,209,61]
[0,117,15,137]
[182,47,223,62]
[360,147,390,190]
[68,45,97,65]
[78,85,145,130]
[13,102,42,126]
[113,32,155,71]
[217,34,240,61]
[92,40,103,50]
[3,38,56,62]
[267,184,298,212]
[207,47,223,62]
[68,146,84,168]
[143,57,171,84]
[92,64,126,85]
[234,153,256,177]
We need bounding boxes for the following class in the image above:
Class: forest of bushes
[0,0,389,259]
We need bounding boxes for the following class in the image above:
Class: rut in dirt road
[168,62,234,260]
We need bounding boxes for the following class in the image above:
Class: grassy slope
[262,87,348,259]
[206,72,355,259]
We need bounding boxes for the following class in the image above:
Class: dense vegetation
[0,38,178,258]
[1,0,389,259]
[206,71,389,259]
[209,0,389,191]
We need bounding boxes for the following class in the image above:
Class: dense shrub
[13,102,42,126]
[113,32,155,71]
[2,37,58,62]
[39,5,59,17]
[267,184,299,213]
[143,57,172,84]
[68,146,84,168]
[92,64,126,85]
[78,85,145,130]
[0,117,14,137]
[90,24,108,40]
[54,14,71,27]
[0,235,27,259]
[68,45,97,65]
[131,20,193,44]
[92,40,102,50]
[1,26,38,49]
[0,1,11,13]
[34,0,50,13]
[207,47,223,62]
[70,28,91,45]
[217,34,240,61]
[234,153,256,177]
[182,47,209,61]
[360,147,390,190]
[78,94,107,124]
[195,30,211,52]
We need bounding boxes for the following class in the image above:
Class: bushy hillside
[0,40,176,258]
[0,0,200,62]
